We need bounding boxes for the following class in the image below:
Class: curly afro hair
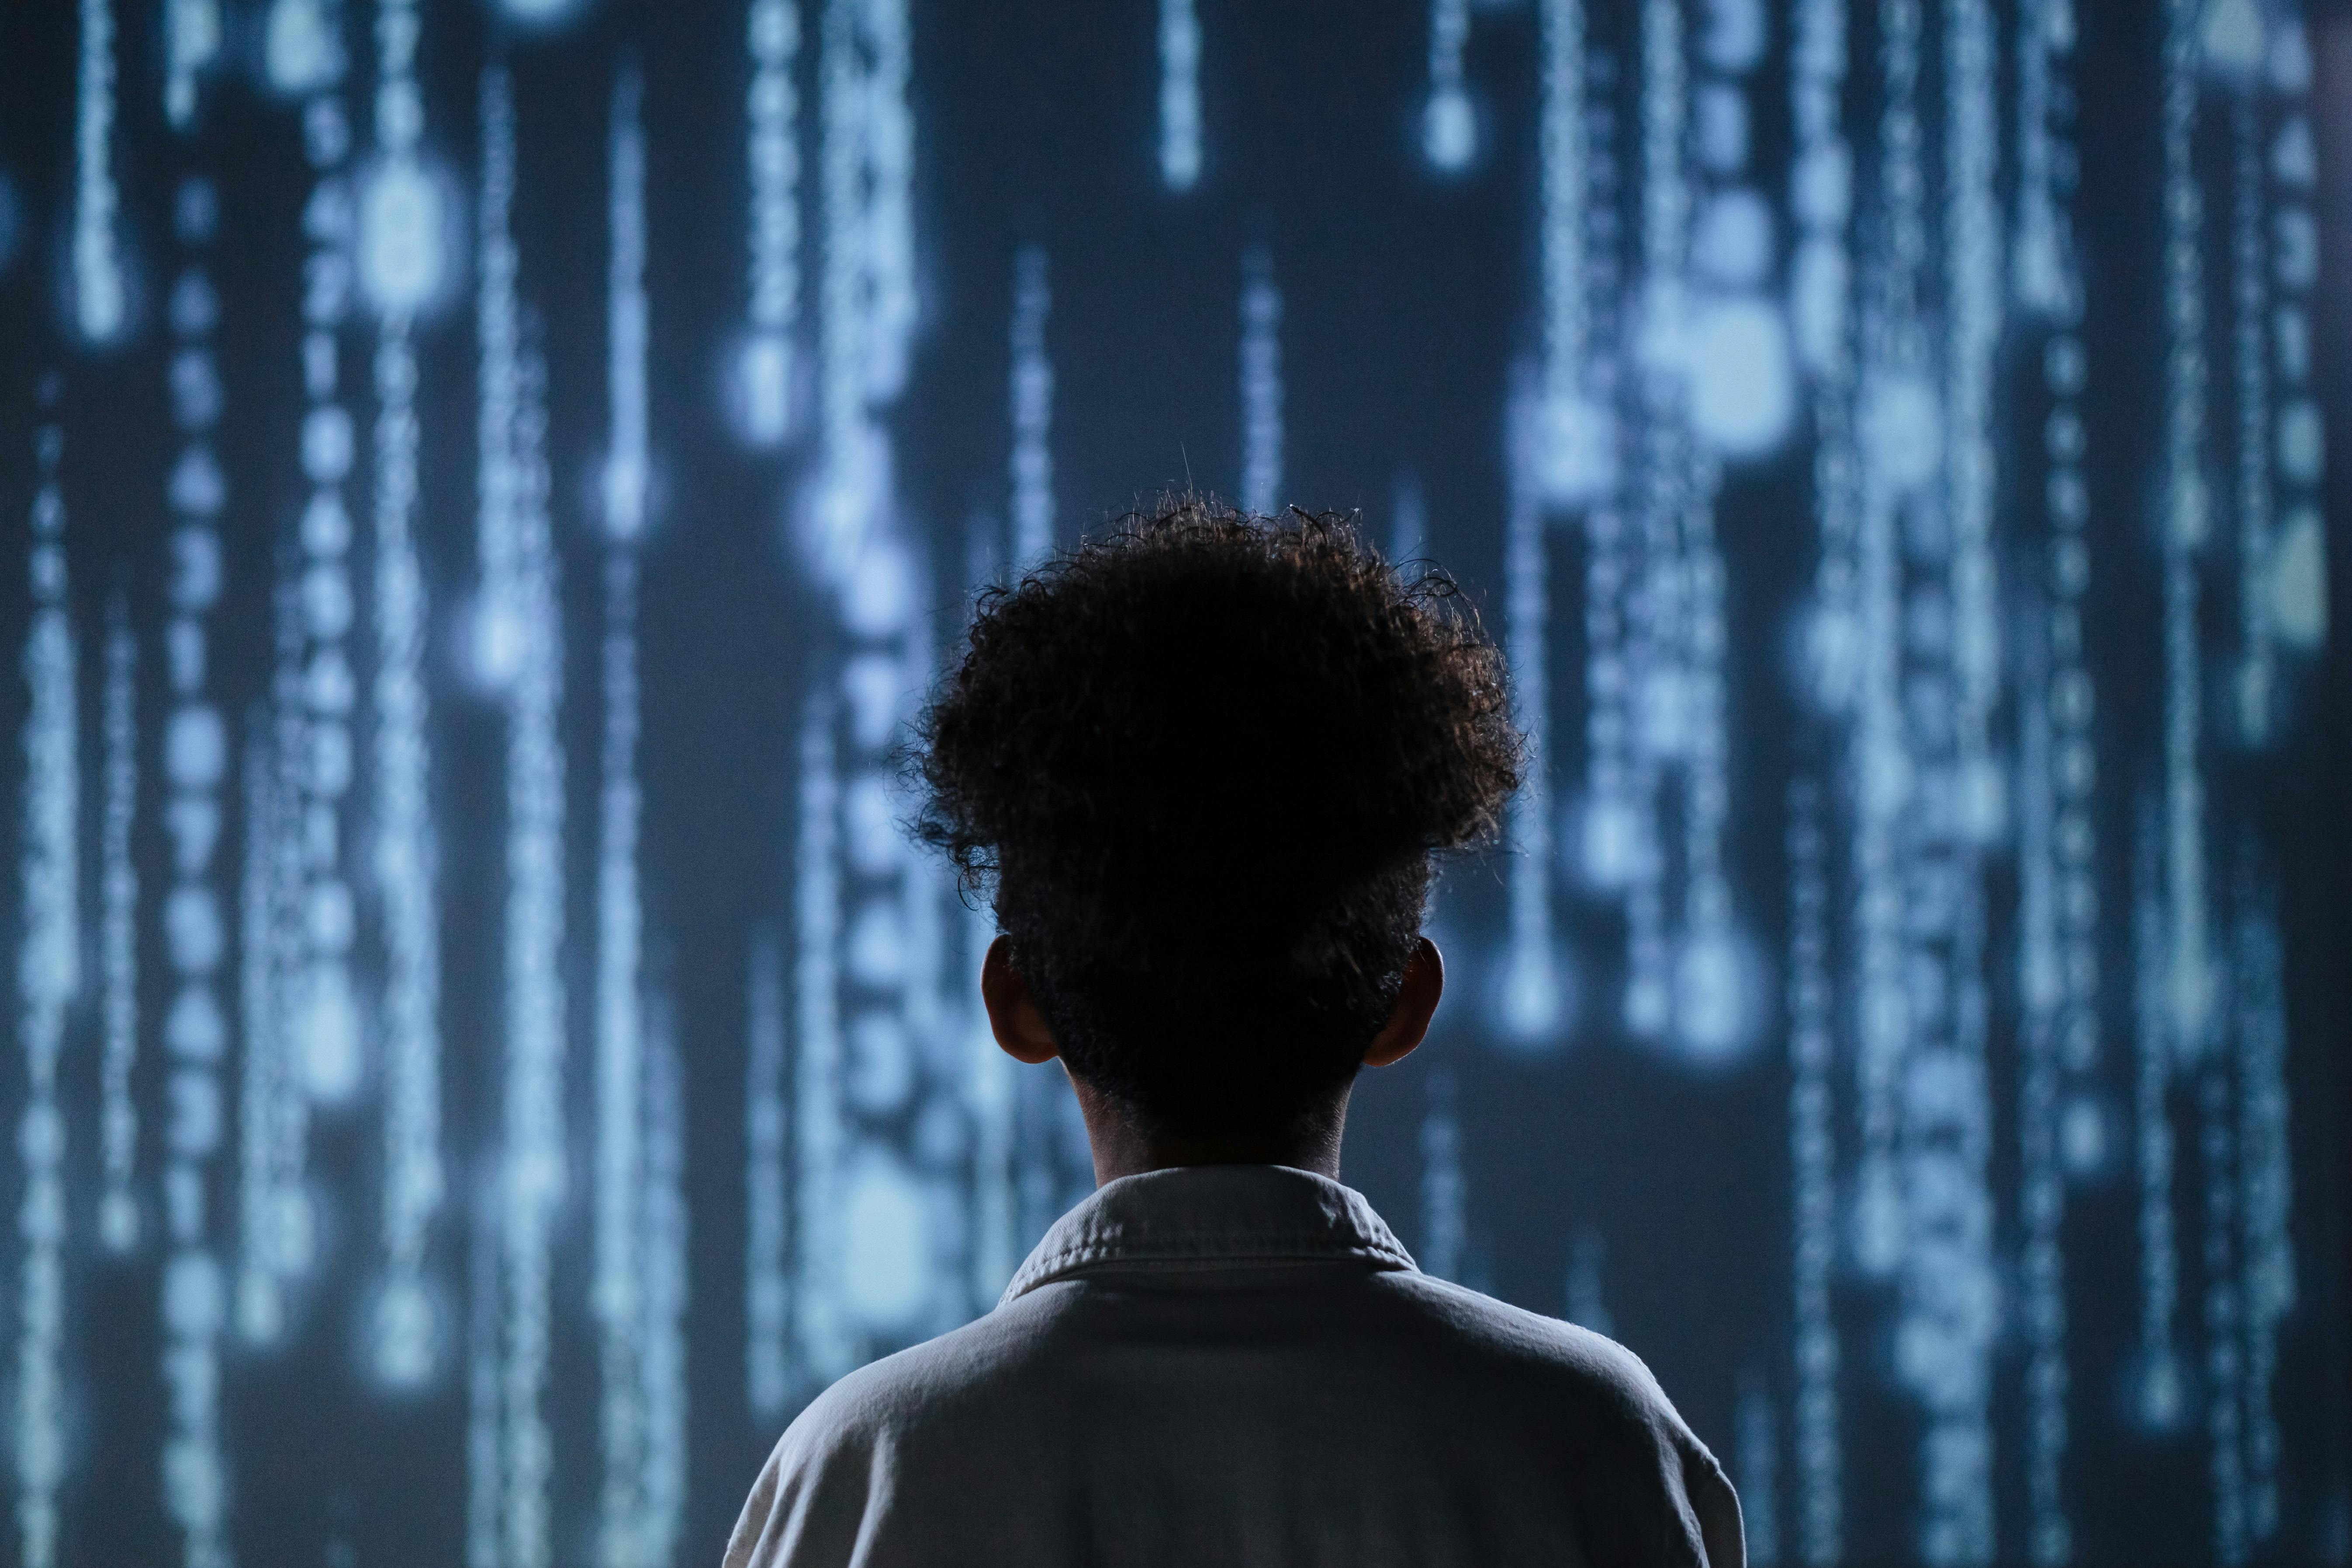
[912,495,1524,1137]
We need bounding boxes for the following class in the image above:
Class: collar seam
[1002,1238,1417,1305]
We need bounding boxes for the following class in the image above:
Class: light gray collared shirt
[725,1164,1743,1568]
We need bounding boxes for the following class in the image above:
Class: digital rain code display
[0,1,2344,1566]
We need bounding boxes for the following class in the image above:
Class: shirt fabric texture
[725,1163,1743,1568]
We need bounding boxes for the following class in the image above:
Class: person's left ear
[981,935,1061,1065]
[1363,937,1443,1069]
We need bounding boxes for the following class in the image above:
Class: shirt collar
[1000,1163,1419,1306]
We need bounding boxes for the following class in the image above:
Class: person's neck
[1069,1074,1351,1185]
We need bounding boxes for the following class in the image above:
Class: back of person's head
[913,495,1522,1141]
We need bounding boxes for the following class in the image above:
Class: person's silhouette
[726,497,1742,1568]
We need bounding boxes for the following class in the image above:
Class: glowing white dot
[1497,938,1569,1045]
[1806,605,1862,710]
[296,965,362,1103]
[840,1156,930,1328]
[2271,118,2317,189]
[2266,508,2327,651]
[847,1011,915,1115]
[846,901,908,987]
[1864,374,1942,491]
[1694,83,1749,173]
[737,334,792,447]
[602,453,649,541]
[165,886,224,973]
[1422,89,1476,172]
[2198,0,2263,73]
[1538,393,1615,504]
[1671,930,1754,1061]
[165,707,226,788]
[1577,795,1646,888]
[1687,297,1793,456]
[1853,1158,1903,1277]
[2059,1097,2108,1176]
[358,160,448,314]
[1698,0,1766,69]
[1691,189,1774,288]
[370,1277,438,1387]
[2276,399,2323,483]
[842,775,901,874]
[471,596,526,687]
[2138,1351,2183,1430]
[265,0,344,93]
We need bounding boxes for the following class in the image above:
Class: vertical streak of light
[2201,1025,2245,1567]
[1563,1224,1611,1336]
[160,192,232,1568]
[1622,0,1689,1042]
[1419,1073,1464,1282]
[465,1166,504,1568]
[1422,0,1475,171]
[99,607,141,1253]
[2233,879,2293,1545]
[500,321,567,1568]
[791,698,846,1380]
[1501,389,1563,1042]
[1238,248,1283,515]
[2019,16,2095,1556]
[239,575,307,1343]
[1906,3,2002,1560]
[809,0,915,583]
[595,65,653,1568]
[2158,0,2215,1075]
[164,0,222,129]
[234,713,284,1334]
[806,0,941,1359]
[74,0,126,341]
[2011,0,2072,315]
[1788,27,1862,1528]
[813,0,866,578]
[2017,675,2071,1566]
[862,2,915,408]
[745,930,790,1415]
[1943,0,2002,846]
[476,64,570,1568]
[1785,774,1841,1565]
[1788,0,1853,1530]
[1738,1378,1782,1568]
[1675,0,1777,1064]
[369,0,447,1391]
[1009,246,1054,568]
[1549,0,1630,917]
[637,997,689,1568]
[2260,18,2325,661]
[1391,473,1428,564]
[16,404,79,1568]
[2131,801,2184,1432]
[742,0,802,445]
[242,44,357,1349]
[1536,0,1595,497]
[1157,0,1201,190]
[1850,0,1924,1288]
[2229,97,2272,744]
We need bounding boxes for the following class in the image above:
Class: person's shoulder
[781,1293,1060,1453]
[1370,1269,1683,1425]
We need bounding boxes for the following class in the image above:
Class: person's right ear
[982,935,1061,1065]
[1363,937,1442,1069]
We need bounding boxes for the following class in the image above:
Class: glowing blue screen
[0,0,2346,1564]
